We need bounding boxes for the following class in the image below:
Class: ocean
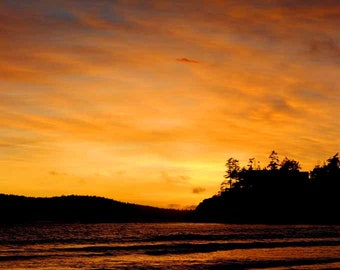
[0,223,339,269]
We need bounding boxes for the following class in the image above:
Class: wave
[0,255,46,262]
[145,239,340,255]
[188,258,340,270]
[2,231,340,246]
[146,231,340,242]
[1,253,340,270]
[49,239,340,255]
[1,239,339,262]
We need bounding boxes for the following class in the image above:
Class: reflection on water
[0,223,339,269]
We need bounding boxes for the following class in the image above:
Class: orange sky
[0,1,339,208]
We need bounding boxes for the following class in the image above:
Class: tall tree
[247,158,255,170]
[221,157,240,191]
[267,150,279,170]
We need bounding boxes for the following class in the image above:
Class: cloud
[192,187,206,194]
[267,96,297,116]
[116,170,126,176]
[49,171,68,176]
[49,171,58,176]
[167,203,180,209]
[308,37,340,64]
[161,171,191,185]
[176,58,199,64]
[294,88,328,103]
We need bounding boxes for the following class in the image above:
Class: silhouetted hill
[0,194,193,223]
[195,190,340,224]
[194,152,340,224]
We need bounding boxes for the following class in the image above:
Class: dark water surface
[0,223,339,269]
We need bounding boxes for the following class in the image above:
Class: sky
[0,0,339,208]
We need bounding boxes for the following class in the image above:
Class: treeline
[0,194,193,223]
[195,152,340,224]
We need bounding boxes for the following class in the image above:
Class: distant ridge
[0,194,193,223]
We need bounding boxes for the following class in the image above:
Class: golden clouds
[0,1,339,207]
[176,58,199,64]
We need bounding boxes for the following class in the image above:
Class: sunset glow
[1,1,339,208]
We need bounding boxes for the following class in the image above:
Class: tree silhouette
[221,157,240,191]
[311,153,340,191]
[196,151,340,223]
[267,150,279,170]
[247,158,255,170]
[280,157,301,171]
[326,153,340,171]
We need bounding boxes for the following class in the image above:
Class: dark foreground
[0,223,339,269]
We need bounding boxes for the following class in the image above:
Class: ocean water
[0,223,339,269]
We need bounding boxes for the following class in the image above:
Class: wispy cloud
[192,187,206,194]
[176,58,199,64]
[161,171,191,186]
